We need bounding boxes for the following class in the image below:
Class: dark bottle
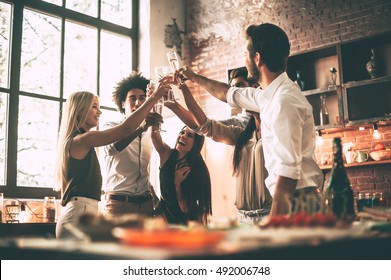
[356,193,365,212]
[372,192,380,207]
[365,193,372,208]
[325,137,355,220]
[294,70,305,90]
[319,94,330,126]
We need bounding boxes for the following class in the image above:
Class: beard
[247,59,261,84]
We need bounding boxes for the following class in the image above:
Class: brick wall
[184,0,391,199]
[317,128,391,199]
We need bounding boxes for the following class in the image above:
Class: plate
[112,228,225,248]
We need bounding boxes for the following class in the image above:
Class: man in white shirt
[103,72,162,216]
[180,23,323,216]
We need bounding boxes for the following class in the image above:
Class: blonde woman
[55,84,169,238]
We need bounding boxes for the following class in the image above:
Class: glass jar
[43,196,56,223]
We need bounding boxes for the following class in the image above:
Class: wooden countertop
[1,222,390,260]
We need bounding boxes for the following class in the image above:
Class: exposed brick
[186,0,391,199]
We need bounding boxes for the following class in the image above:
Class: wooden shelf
[320,159,391,170]
[343,75,391,88]
[302,85,340,96]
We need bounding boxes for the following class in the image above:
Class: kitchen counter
[1,222,390,260]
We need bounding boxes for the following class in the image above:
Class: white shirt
[103,121,152,195]
[218,109,252,128]
[227,72,323,196]
[198,118,272,210]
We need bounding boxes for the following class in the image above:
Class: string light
[18,202,30,223]
[372,123,381,139]
[316,130,324,146]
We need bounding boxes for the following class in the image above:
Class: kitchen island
[1,221,390,260]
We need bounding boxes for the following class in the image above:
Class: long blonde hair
[54,91,96,195]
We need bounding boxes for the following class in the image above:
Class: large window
[0,0,138,199]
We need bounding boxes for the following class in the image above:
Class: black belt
[238,209,270,218]
[107,193,152,203]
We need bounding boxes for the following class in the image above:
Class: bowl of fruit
[369,143,391,161]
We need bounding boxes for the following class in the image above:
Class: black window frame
[0,0,139,199]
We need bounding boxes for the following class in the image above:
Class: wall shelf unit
[319,158,391,170]
[287,31,391,131]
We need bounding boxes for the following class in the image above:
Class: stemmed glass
[148,79,166,133]
[167,50,180,71]
[154,66,176,103]
[167,50,187,83]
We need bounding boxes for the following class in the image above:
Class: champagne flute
[148,79,166,132]
[161,66,177,103]
[167,50,187,83]
[154,66,165,80]
[153,98,166,132]
[167,50,180,71]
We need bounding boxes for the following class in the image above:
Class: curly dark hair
[112,71,150,114]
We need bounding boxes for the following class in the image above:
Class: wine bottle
[325,137,355,220]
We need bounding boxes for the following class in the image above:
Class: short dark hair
[228,67,248,85]
[112,71,149,114]
[245,23,290,73]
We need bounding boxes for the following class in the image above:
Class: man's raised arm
[180,66,230,102]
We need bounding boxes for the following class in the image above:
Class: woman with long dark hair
[151,124,212,225]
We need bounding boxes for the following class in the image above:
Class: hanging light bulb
[316,130,324,146]
[372,123,381,139]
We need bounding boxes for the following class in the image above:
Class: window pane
[0,92,8,185]
[66,0,97,17]
[20,9,61,97]
[64,21,97,98]
[101,0,132,28]
[0,2,11,89]
[100,31,132,107]
[99,108,122,129]
[17,96,59,188]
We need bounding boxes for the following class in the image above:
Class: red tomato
[374,143,385,151]
[291,212,307,226]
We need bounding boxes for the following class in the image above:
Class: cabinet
[287,31,391,129]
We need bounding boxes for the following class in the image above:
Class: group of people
[55,22,323,238]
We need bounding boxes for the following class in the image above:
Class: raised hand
[175,165,191,188]
[179,66,196,82]
[141,112,163,131]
